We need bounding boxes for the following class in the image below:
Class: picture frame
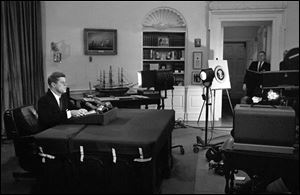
[194,38,201,47]
[193,51,203,69]
[84,28,117,55]
[191,71,202,85]
[208,60,231,90]
[158,36,169,46]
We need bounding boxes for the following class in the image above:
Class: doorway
[209,8,285,119]
[221,22,272,116]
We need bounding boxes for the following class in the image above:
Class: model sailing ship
[94,66,135,96]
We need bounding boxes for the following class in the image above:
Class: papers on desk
[118,96,137,100]
[98,95,149,102]
[98,97,119,101]
[131,95,149,99]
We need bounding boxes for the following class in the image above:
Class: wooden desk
[34,109,175,194]
[223,148,299,194]
[72,94,161,109]
[97,95,161,109]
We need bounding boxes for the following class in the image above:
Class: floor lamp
[193,68,218,152]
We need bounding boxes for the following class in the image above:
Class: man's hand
[242,83,247,91]
[70,109,88,117]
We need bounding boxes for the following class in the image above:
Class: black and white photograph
[194,38,201,47]
[193,51,203,69]
[158,36,169,46]
[191,71,202,85]
[208,59,231,90]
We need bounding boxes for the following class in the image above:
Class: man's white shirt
[50,89,71,118]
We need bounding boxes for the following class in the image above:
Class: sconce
[51,42,62,63]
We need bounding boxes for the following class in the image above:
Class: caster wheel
[193,146,199,153]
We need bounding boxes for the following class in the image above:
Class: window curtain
[1,1,45,137]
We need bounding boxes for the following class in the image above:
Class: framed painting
[158,36,169,46]
[193,51,203,69]
[84,28,117,55]
[194,38,201,47]
[191,71,202,85]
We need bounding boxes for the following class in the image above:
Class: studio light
[200,68,215,87]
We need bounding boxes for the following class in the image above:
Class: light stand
[193,68,220,152]
[201,85,210,145]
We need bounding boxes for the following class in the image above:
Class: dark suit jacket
[243,61,271,97]
[38,89,78,131]
[279,61,286,70]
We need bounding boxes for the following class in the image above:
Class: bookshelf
[143,32,186,86]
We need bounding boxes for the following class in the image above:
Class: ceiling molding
[209,1,287,10]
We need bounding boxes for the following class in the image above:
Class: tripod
[193,86,225,153]
[193,87,234,153]
[197,88,214,125]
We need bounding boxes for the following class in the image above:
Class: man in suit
[38,72,88,131]
[241,51,271,103]
[279,50,288,70]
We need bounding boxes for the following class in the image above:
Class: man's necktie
[59,97,63,110]
[257,61,261,72]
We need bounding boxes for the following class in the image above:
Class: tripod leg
[209,89,214,129]
[197,100,206,123]
[226,89,234,114]
[210,89,216,130]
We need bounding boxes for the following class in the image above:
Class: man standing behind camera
[38,72,88,131]
[242,51,270,103]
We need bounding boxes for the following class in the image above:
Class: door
[223,42,247,99]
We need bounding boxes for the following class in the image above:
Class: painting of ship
[94,66,135,96]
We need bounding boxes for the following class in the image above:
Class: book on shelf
[181,50,185,60]
[150,49,154,59]
[149,63,159,70]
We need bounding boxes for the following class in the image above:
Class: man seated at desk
[38,72,88,131]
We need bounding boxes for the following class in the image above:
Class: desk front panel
[33,109,175,194]
[71,109,174,156]
[34,124,86,155]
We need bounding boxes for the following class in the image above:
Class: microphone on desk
[84,102,98,110]
[84,98,113,113]
[96,105,108,114]
[94,99,103,107]
[104,102,113,109]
